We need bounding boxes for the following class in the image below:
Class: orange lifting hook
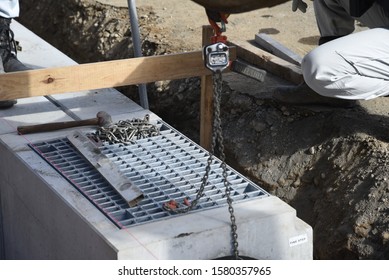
[205,10,230,43]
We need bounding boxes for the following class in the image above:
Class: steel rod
[128,0,149,109]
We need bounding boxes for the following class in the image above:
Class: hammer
[17,111,113,135]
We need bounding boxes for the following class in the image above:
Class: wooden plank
[0,49,235,101]
[200,25,214,151]
[255,33,303,66]
[228,40,304,85]
[67,130,144,207]
[0,52,208,100]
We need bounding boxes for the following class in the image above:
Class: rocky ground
[18,0,389,259]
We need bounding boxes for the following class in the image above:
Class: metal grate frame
[30,121,269,229]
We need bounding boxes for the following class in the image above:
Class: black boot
[0,17,29,72]
[0,57,13,109]
[0,17,30,109]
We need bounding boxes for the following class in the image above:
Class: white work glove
[292,0,308,13]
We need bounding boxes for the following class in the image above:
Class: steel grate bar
[30,121,269,228]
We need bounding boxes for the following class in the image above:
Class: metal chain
[92,114,160,144]
[213,71,240,260]
[163,71,239,259]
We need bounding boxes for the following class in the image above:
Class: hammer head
[96,111,113,128]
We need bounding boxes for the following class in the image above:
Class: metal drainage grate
[30,122,269,228]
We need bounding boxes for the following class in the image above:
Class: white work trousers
[0,0,19,18]
[302,0,389,100]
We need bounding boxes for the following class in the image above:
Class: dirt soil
[18,0,389,259]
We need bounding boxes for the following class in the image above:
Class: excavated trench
[18,0,389,259]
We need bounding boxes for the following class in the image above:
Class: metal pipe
[127,0,149,109]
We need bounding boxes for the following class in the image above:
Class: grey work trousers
[302,0,389,100]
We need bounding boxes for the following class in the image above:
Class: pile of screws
[93,114,160,144]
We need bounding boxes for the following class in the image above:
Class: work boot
[0,17,29,72]
[272,83,357,108]
[0,17,30,109]
[0,57,14,109]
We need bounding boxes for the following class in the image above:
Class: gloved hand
[292,0,308,13]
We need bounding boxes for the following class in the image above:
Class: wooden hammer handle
[17,118,98,134]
